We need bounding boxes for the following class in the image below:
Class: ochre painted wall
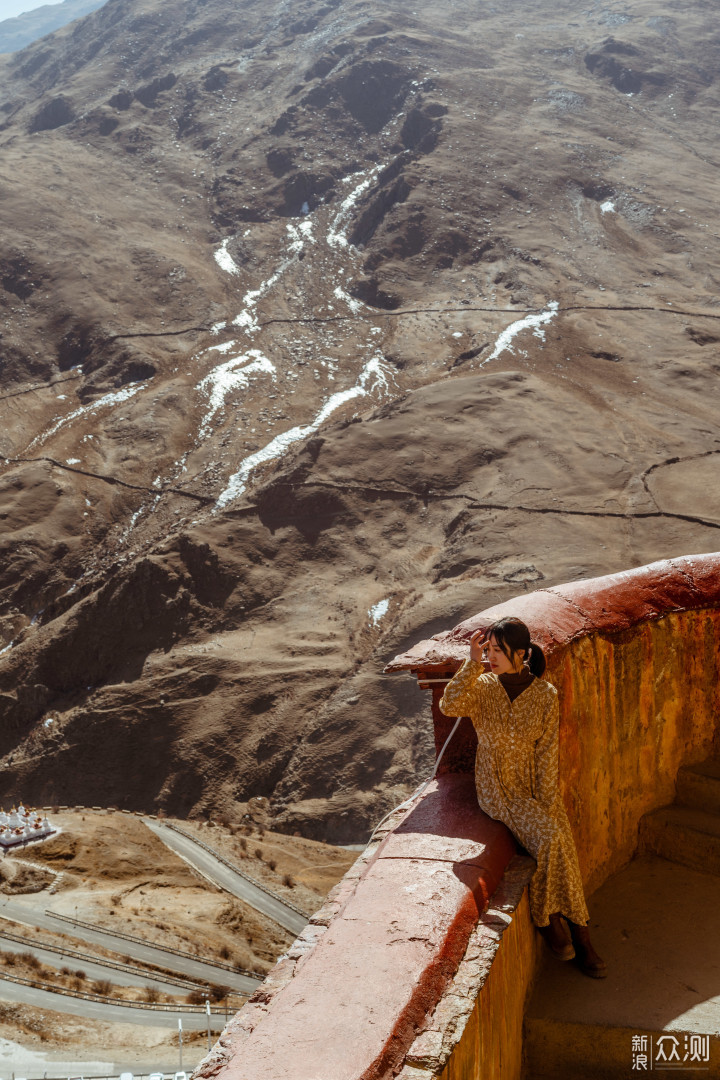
[438,608,720,1080]
[439,890,537,1080]
[547,609,720,894]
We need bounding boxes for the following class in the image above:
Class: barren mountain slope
[1,0,719,839]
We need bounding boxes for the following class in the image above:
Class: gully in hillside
[439,616,607,978]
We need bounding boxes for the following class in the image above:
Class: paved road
[0,897,260,996]
[0,976,228,1028]
[143,820,308,936]
[0,934,197,994]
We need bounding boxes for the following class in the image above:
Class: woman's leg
[502,798,607,976]
[566,919,608,978]
[541,912,575,960]
[504,799,590,927]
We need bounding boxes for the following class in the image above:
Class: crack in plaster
[399,855,536,1079]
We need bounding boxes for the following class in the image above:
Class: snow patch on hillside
[215,239,240,276]
[328,166,382,249]
[483,301,559,363]
[198,349,276,438]
[368,598,390,626]
[27,382,148,448]
[215,354,395,509]
[333,286,363,314]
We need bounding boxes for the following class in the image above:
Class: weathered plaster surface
[397,855,537,1080]
[192,775,517,1080]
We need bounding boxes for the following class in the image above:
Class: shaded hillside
[1,0,720,839]
[0,0,107,54]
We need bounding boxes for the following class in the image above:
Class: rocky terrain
[0,0,719,840]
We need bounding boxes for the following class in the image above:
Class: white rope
[367,716,463,843]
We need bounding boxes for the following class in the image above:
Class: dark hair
[485,616,546,676]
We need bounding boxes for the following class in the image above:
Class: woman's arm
[533,687,561,808]
[439,657,485,717]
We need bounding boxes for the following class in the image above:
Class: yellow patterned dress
[440,659,589,927]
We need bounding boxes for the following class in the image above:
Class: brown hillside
[0,0,719,839]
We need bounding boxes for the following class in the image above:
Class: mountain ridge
[0,0,719,839]
[0,0,107,55]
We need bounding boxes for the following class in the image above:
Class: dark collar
[497,669,534,685]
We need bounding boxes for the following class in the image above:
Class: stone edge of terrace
[191,775,517,1080]
[383,552,720,673]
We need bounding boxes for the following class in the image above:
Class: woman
[439,616,607,978]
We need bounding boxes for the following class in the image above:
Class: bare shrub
[267,859,277,872]
[219,944,231,960]
[143,985,161,1003]
[254,848,262,860]
[186,988,205,1005]
[210,984,229,1003]
[282,874,295,888]
[239,837,247,850]
[92,978,113,996]
[74,969,86,980]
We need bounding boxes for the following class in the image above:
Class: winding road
[143,820,308,935]
[0,821,305,1027]
[0,897,261,995]
[0,976,228,1028]
[0,934,199,994]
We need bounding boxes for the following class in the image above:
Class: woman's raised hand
[469,629,488,663]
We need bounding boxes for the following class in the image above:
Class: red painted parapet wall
[193,774,518,1080]
[387,552,720,894]
[195,553,720,1080]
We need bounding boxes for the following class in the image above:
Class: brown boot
[539,912,575,960]
[567,920,608,978]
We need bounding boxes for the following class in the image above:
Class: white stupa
[0,804,55,849]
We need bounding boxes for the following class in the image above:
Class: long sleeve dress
[439,658,589,927]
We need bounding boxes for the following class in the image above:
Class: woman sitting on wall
[439,616,607,978]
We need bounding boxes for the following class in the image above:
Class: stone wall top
[194,775,516,1080]
[384,552,720,674]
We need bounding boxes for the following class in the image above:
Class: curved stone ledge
[384,552,720,674]
[396,853,537,1080]
[193,774,517,1080]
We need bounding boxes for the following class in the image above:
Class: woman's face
[485,633,524,674]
